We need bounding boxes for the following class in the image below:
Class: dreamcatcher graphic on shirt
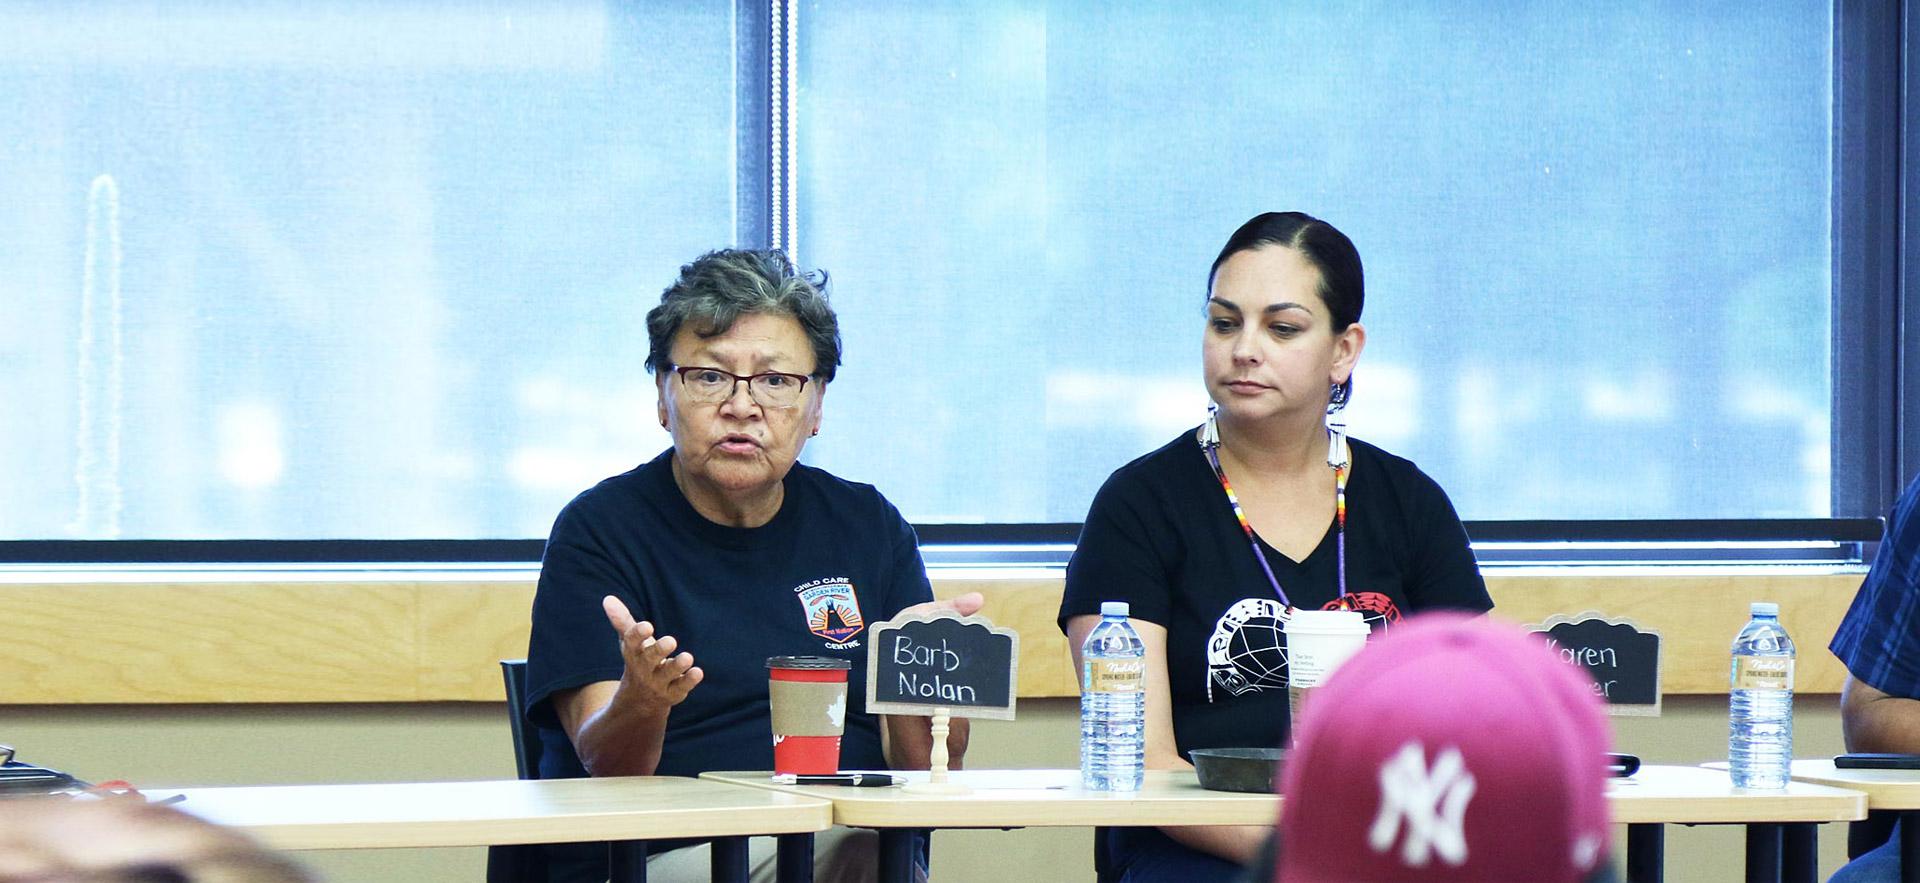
[1206,598,1292,700]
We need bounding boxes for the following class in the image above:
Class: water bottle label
[1089,659,1144,693]
[1732,657,1794,691]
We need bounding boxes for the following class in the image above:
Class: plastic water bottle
[1081,601,1146,792]
[1729,601,1795,789]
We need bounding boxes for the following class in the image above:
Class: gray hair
[644,249,842,382]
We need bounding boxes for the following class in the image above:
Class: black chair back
[500,659,541,780]
[489,659,549,883]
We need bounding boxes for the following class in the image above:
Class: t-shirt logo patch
[795,578,865,648]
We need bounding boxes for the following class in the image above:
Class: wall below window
[0,696,1854,882]
[0,568,1869,704]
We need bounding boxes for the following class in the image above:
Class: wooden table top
[172,777,832,850]
[707,766,1866,828]
[702,769,1280,828]
[1610,765,1864,824]
[1783,759,1920,810]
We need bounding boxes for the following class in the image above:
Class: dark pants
[1831,820,1902,883]
[1100,827,1247,882]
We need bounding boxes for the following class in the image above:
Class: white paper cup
[1285,609,1371,734]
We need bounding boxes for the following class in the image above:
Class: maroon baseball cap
[1276,612,1614,883]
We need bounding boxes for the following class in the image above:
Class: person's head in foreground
[0,797,311,882]
[1275,612,1614,883]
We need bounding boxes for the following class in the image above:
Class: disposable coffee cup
[1285,610,1371,734]
[767,656,851,775]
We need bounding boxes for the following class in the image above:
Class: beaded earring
[1326,379,1352,467]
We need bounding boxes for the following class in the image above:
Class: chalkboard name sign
[1531,613,1662,717]
[866,611,1019,721]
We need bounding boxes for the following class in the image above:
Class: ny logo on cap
[1368,741,1477,867]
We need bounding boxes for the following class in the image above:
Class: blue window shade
[797,1,1831,522]
[0,2,731,539]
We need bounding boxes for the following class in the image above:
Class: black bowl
[1190,747,1286,793]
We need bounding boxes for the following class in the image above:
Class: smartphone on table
[1834,753,1920,770]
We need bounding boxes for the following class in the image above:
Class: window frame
[1831,0,1914,519]
[0,518,1885,568]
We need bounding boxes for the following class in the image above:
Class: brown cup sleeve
[768,680,848,737]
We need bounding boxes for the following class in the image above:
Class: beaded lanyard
[1199,410,1351,610]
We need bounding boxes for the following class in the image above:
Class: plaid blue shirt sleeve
[1831,473,1920,699]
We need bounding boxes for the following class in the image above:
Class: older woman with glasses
[525,248,978,882]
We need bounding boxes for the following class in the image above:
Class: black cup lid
[766,655,851,670]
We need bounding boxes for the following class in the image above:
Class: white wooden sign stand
[908,707,969,795]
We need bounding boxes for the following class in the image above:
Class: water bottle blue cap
[1750,601,1778,617]
[1101,601,1130,617]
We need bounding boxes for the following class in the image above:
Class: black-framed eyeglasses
[669,364,813,408]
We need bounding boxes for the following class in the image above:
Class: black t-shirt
[1058,430,1492,754]
[524,449,933,782]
